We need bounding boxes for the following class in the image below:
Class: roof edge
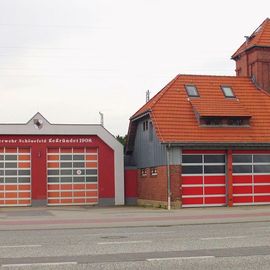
[161,142,270,148]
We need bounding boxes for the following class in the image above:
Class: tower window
[221,86,235,98]
[185,85,200,97]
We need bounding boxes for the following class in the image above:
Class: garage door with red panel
[182,153,226,207]
[0,147,31,206]
[233,153,270,205]
[47,147,98,205]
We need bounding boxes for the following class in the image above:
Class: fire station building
[0,113,124,207]
[125,18,270,208]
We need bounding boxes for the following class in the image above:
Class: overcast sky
[0,0,269,136]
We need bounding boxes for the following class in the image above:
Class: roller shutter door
[233,153,270,205]
[47,147,98,205]
[182,153,226,207]
[0,147,31,206]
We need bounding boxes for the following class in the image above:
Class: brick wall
[235,47,270,92]
[137,165,181,206]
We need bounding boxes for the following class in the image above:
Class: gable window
[185,85,199,97]
[221,86,235,98]
[149,122,153,141]
[143,120,148,131]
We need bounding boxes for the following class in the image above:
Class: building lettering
[0,137,93,144]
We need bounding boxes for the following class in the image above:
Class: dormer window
[221,86,235,98]
[200,117,250,127]
[185,85,199,97]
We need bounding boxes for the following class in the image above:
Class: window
[233,154,270,175]
[221,86,235,98]
[182,165,203,174]
[182,154,225,175]
[254,165,270,173]
[228,119,245,126]
[204,165,225,174]
[150,167,157,176]
[185,85,199,97]
[182,155,202,163]
[140,168,147,177]
[233,165,252,174]
[232,155,252,163]
[204,118,222,126]
[204,155,225,163]
[201,117,250,127]
[253,154,270,163]
[143,120,148,131]
[149,122,153,141]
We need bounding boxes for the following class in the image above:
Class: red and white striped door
[181,152,226,207]
[0,147,31,206]
[233,152,270,205]
[47,147,98,205]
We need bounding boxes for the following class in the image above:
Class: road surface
[1,221,270,269]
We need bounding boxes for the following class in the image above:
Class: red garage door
[182,153,226,207]
[47,147,98,205]
[233,153,270,205]
[0,147,31,206]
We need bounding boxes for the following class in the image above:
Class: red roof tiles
[190,99,251,118]
[130,74,270,144]
[232,18,270,59]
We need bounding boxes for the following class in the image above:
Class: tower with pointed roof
[232,18,270,92]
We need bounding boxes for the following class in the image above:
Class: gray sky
[0,0,269,136]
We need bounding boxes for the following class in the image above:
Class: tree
[116,135,127,149]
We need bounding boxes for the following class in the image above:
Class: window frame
[143,120,149,131]
[220,85,235,98]
[150,167,157,176]
[185,84,200,97]
[140,168,147,177]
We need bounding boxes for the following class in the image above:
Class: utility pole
[146,90,150,103]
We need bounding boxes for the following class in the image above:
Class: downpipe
[166,144,171,210]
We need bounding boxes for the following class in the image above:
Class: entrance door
[0,147,31,206]
[47,147,98,205]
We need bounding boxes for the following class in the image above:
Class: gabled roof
[128,74,270,144]
[232,18,270,59]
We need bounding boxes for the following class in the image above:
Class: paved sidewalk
[1,205,270,230]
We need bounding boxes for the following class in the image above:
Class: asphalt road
[1,221,270,269]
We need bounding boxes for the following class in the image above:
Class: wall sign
[0,137,93,144]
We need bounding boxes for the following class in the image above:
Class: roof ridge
[130,74,180,120]
[178,74,245,78]
[150,111,164,142]
[150,74,181,109]
[252,18,268,45]
[232,18,270,58]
